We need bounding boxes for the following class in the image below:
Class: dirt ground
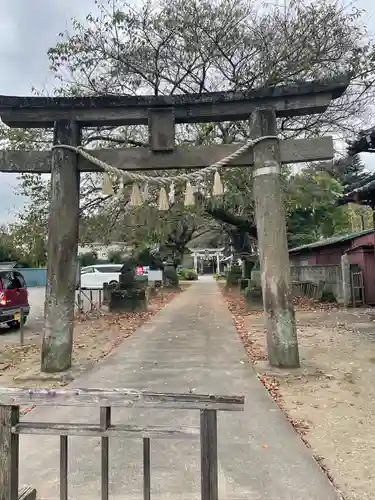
[222,285,375,500]
[0,287,185,392]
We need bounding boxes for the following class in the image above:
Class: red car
[0,263,29,329]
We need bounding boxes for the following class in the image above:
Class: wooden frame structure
[0,388,244,500]
[0,74,350,371]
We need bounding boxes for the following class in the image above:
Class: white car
[80,264,123,289]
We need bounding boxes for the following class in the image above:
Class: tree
[318,153,367,188]
[78,251,98,267]
[314,153,373,232]
[2,0,372,253]
[41,0,375,250]
[0,225,19,262]
[2,0,374,372]
[286,169,351,247]
[339,154,367,187]
[5,173,49,267]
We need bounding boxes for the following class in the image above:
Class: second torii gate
[190,248,225,273]
[0,75,349,372]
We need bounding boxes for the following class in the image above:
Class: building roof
[289,228,373,254]
[346,243,374,252]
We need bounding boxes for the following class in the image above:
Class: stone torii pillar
[251,109,299,368]
[43,121,81,372]
[193,253,198,273]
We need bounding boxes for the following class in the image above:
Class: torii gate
[0,75,349,372]
[190,248,225,273]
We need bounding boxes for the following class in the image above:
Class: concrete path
[17,280,341,500]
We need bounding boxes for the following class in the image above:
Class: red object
[289,228,375,304]
[136,266,144,276]
[0,268,30,327]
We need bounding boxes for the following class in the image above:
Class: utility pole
[251,109,300,368]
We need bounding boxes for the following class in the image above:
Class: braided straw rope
[51,135,278,185]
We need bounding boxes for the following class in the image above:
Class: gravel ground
[245,307,375,500]
[0,287,104,344]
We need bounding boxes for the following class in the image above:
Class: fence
[291,280,325,300]
[76,288,104,313]
[0,388,244,500]
[290,264,343,301]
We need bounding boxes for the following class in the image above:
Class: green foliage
[239,278,250,290]
[163,262,180,288]
[0,224,43,268]
[107,250,126,264]
[44,0,373,251]
[244,283,263,306]
[286,169,351,248]
[0,244,17,263]
[333,154,367,188]
[347,204,373,231]
[320,289,337,303]
[213,272,226,280]
[2,0,375,259]
[134,248,163,268]
[0,226,17,262]
[177,268,198,280]
[78,251,98,267]
[226,265,242,285]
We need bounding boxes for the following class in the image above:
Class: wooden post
[19,308,24,347]
[0,405,19,500]
[143,438,151,500]
[41,120,81,373]
[251,109,300,368]
[200,410,218,500]
[341,254,351,307]
[100,407,111,500]
[60,436,68,500]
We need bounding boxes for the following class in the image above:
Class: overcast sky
[0,0,375,224]
[0,0,96,223]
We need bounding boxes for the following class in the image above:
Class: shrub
[213,272,226,281]
[108,250,126,264]
[226,265,242,285]
[164,261,180,287]
[79,251,98,267]
[244,283,263,310]
[239,278,250,290]
[178,267,198,280]
[320,289,337,303]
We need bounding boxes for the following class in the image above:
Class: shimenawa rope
[51,135,278,209]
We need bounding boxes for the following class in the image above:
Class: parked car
[0,263,29,329]
[80,264,123,289]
